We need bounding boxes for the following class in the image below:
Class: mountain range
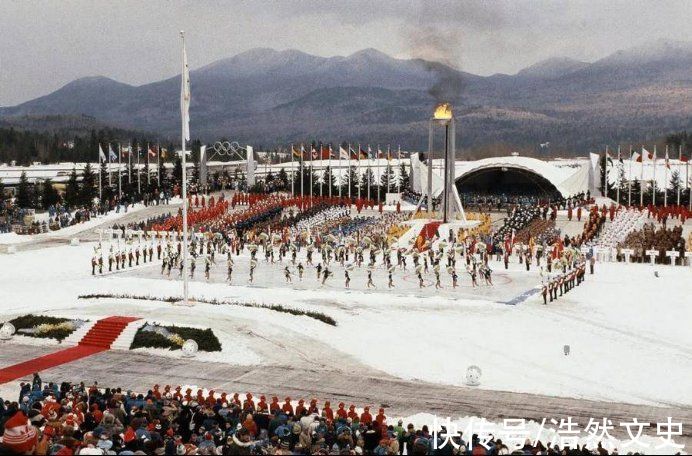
[1,39,690,154]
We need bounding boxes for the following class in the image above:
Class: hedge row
[7,314,74,341]
[130,324,221,352]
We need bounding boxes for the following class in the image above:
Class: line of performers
[540,260,587,304]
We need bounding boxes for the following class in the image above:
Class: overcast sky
[0,0,690,106]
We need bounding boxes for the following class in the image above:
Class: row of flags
[98,144,169,163]
[608,146,689,169]
[291,144,400,161]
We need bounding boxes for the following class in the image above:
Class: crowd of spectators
[0,376,638,455]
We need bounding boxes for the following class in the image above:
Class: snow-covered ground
[0,236,690,407]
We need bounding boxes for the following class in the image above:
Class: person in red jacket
[232,393,241,407]
[295,399,306,417]
[347,404,359,420]
[375,408,387,425]
[308,399,319,415]
[152,384,161,400]
[257,395,268,413]
[336,402,347,419]
[360,406,373,425]
[270,396,280,414]
[323,401,334,422]
[282,397,294,415]
[243,393,255,412]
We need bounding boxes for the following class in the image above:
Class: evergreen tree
[0,177,5,204]
[172,157,183,186]
[398,163,410,191]
[277,168,288,191]
[65,168,80,208]
[16,172,32,208]
[361,167,376,199]
[41,179,60,210]
[381,164,396,193]
[668,170,681,204]
[344,166,359,199]
[80,163,97,206]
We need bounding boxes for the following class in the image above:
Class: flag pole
[651,144,656,206]
[328,145,332,198]
[397,145,401,194]
[358,144,361,200]
[147,142,151,186]
[616,145,620,205]
[180,30,190,306]
[664,145,668,207]
[290,144,295,197]
[628,145,632,207]
[677,144,682,206]
[137,143,141,195]
[98,144,102,202]
[157,142,161,187]
[604,145,608,198]
[128,143,132,185]
[118,143,122,199]
[348,144,352,201]
[640,146,644,207]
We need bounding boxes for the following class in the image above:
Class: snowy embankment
[0,241,690,407]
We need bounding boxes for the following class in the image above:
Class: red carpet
[0,316,139,384]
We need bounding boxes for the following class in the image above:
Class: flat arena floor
[114,249,539,305]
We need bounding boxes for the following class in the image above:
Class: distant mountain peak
[517,57,589,79]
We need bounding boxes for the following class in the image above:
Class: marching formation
[87,191,603,302]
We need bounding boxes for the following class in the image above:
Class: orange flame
[433,103,452,120]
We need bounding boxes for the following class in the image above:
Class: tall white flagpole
[616,145,620,205]
[664,145,669,207]
[358,144,362,200]
[98,144,102,202]
[157,142,161,186]
[651,144,656,206]
[397,145,401,194]
[604,145,608,198]
[180,30,191,306]
[348,144,352,200]
[640,146,645,207]
[118,143,122,198]
[128,143,132,184]
[628,145,632,206]
[290,144,295,197]
[328,145,332,198]
[677,144,682,206]
[137,143,141,195]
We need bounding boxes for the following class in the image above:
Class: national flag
[339,146,349,160]
[617,148,623,164]
[148,146,156,158]
[292,146,302,159]
[320,145,331,160]
[121,145,130,158]
[665,149,670,169]
[99,144,107,162]
[640,147,653,162]
[681,154,689,163]
[180,35,191,141]
[160,147,168,159]
[311,146,318,160]
[367,145,373,159]
[632,151,641,163]
[108,144,117,161]
[359,147,368,160]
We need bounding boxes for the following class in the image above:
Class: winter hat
[1,411,38,454]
